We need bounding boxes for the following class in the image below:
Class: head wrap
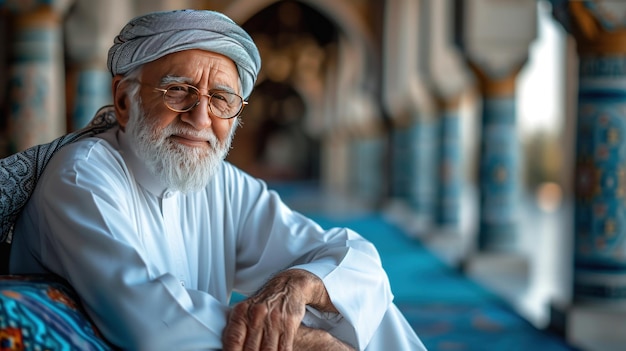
[107,9,261,99]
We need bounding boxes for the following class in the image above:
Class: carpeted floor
[306,211,583,351]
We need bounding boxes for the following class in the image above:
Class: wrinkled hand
[294,325,356,351]
[222,269,337,351]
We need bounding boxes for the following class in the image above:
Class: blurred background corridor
[2,0,626,350]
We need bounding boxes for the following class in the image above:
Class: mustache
[162,123,219,146]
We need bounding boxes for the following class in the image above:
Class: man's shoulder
[213,161,270,196]
[37,129,133,195]
[54,128,120,162]
[217,161,260,184]
[44,128,125,179]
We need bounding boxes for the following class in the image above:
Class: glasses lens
[210,92,243,119]
[164,85,198,112]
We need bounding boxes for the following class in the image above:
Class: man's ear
[112,75,131,129]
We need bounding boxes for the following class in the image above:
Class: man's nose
[181,96,213,130]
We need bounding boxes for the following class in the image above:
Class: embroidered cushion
[0,275,113,350]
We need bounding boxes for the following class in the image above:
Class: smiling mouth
[169,134,211,147]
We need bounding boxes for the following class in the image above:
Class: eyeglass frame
[132,80,248,119]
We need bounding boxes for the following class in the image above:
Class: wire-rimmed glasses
[150,83,247,119]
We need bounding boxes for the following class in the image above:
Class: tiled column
[69,70,112,129]
[435,97,463,230]
[550,2,626,349]
[337,41,387,208]
[64,0,133,129]
[352,133,386,206]
[383,0,437,233]
[319,28,384,208]
[471,68,522,251]
[454,1,537,314]
[426,0,471,237]
[456,0,536,253]
[391,117,437,220]
[6,3,65,152]
[572,1,626,305]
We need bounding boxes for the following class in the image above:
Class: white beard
[125,98,236,193]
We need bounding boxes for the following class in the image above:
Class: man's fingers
[241,304,266,351]
[223,274,309,351]
[222,324,246,351]
[222,304,248,351]
[278,322,296,351]
[261,327,281,351]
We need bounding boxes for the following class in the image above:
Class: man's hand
[294,325,356,351]
[222,269,339,351]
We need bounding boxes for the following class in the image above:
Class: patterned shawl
[0,106,118,243]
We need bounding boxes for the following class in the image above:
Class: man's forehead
[139,53,239,93]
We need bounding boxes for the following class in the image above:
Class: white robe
[9,126,426,351]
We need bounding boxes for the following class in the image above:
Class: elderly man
[8,9,426,351]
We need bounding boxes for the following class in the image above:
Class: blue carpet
[303,211,582,351]
[265,181,582,350]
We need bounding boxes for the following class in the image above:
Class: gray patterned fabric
[107,9,261,99]
[0,106,117,243]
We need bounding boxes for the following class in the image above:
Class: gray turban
[107,9,261,99]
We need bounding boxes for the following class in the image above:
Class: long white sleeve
[221,165,394,349]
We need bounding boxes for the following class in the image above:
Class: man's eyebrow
[211,84,236,94]
[160,75,237,93]
[160,75,193,85]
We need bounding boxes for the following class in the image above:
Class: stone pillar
[383,0,438,234]
[69,70,112,129]
[426,0,471,242]
[6,3,66,152]
[456,0,537,253]
[567,0,626,305]
[390,116,437,224]
[347,97,387,209]
[471,66,523,252]
[435,96,463,231]
[336,37,386,209]
[351,132,386,207]
[64,0,134,130]
[453,1,537,313]
[550,1,626,349]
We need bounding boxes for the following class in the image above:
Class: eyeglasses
[149,83,247,119]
